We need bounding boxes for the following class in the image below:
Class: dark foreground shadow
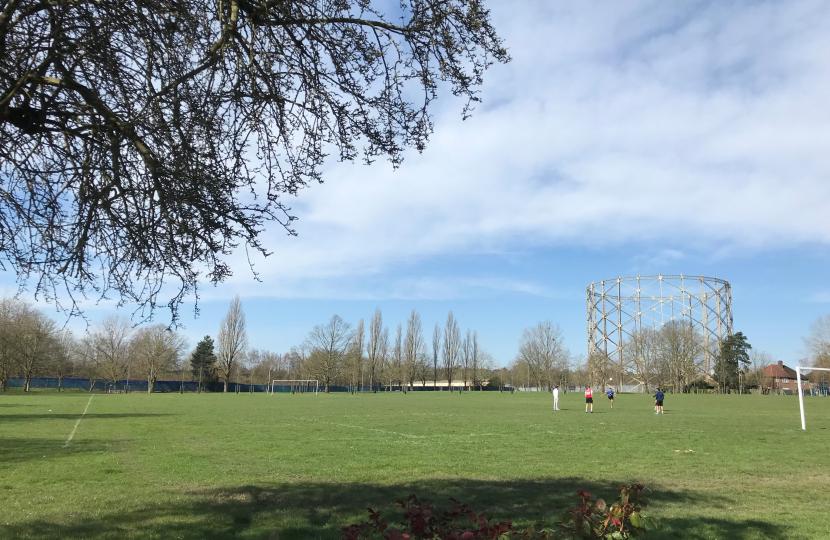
[0,478,795,540]
[0,438,123,465]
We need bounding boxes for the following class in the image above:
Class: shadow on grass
[0,478,793,540]
[0,438,121,465]
[0,413,171,423]
[653,517,791,539]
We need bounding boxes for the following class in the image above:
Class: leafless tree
[477,349,496,385]
[805,314,830,369]
[366,309,387,390]
[404,310,423,390]
[747,349,775,389]
[305,315,352,392]
[0,299,26,391]
[216,295,248,392]
[516,321,567,391]
[286,346,306,381]
[442,312,460,389]
[73,336,99,392]
[347,319,365,390]
[432,323,441,389]
[391,323,403,388]
[418,344,430,386]
[461,329,471,389]
[656,322,704,392]
[244,348,262,389]
[89,316,133,390]
[52,330,77,391]
[470,331,482,389]
[258,351,283,387]
[376,328,391,391]
[509,357,529,390]
[131,324,186,393]
[624,328,661,392]
[0,0,508,323]
[12,304,58,391]
[566,355,591,389]
[587,352,610,390]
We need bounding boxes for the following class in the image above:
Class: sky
[5,0,830,366]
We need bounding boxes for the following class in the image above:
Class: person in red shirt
[585,386,594,413]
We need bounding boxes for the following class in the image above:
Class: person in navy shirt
[654,388,665,414]
[606,387,615,408]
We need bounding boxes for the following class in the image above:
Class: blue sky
[5,0,830,365]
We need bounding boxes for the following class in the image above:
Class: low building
[411,380,479,388]
[762,361,811,393]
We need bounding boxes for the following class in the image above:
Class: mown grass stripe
[64,395,93,447]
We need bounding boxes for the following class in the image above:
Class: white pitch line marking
[64,395,94,447]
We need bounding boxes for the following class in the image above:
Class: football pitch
[1,391,828,540]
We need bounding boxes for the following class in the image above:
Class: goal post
[270,379,319,395]
[796,367,830,430]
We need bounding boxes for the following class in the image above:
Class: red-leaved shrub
[342,484,658,539]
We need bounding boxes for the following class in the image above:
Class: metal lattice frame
[587,274,733,381]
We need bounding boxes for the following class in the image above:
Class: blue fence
[277,385,514,393]
[5,377,513,393]
[6,377,199,393]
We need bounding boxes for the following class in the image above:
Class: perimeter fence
[515,385,653,393]
[5,377,513,393]
[5,377,199,392]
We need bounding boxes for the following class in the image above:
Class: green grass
[1,390,828,539]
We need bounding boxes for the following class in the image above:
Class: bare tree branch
[0,0,508,324]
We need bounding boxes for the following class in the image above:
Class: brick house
[762,361,811,393]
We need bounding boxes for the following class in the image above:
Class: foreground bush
[342,484,657,540]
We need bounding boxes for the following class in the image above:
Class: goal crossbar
[796,367,830,430]
[270,379,319,395]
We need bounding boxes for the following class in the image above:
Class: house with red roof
[762,361,811,393]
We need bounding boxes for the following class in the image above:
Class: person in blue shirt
[654,388,665,414]
[606,387,615,408]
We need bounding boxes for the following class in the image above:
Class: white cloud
[220,0,830,297]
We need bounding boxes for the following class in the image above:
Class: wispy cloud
[808,291,830,303]
[213,0,830,299]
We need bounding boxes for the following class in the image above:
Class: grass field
[1,390,828,540]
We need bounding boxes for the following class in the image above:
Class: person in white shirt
[553,385,560,411]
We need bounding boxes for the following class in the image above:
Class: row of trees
[0,299,67,392]
[300,310,495,391]
[0,295,266,394]
[506,321,764,394]
[195,305,499,392]
[0,295,500,394]
[0,299,186,392]
[585,323,753,393]
[182,310,830,393]
[4,291,829,394]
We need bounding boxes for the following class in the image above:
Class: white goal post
[270,379,319,395]
[796,367,830,430]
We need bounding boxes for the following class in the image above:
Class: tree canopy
[190,335,218,389]
[714,331,751,391]
[0,0,508,322]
